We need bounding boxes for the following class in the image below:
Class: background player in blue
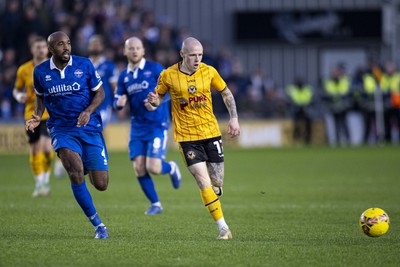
[114,36,182,215]
[88,35,117,126]
[26,32,109,239]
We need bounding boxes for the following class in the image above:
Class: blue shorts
[129,129,168,160]
[50,130,109,174]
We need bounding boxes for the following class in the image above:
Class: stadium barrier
[0,124,29,153]
[219,119,325,148]
[0,120,325,154]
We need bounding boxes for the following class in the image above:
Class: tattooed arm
[221,87,240,137]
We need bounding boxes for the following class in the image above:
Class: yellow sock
[43,151,54,172]
[29,153,43,176]
[200,186,224,221]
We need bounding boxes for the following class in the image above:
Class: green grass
[1,146,399,267]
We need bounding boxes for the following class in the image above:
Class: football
[359,208,390,237]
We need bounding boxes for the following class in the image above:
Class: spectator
[286,77,315,145]
[245,66,286,118]
[247,66,276,116]
[141,10,159,44]
[216,48,233,79]
[1,66,18,119]
[221,59,250,117]
[18,4,46,39]
[380,61,400,143]
[323,65,352,146]
[0,48,18,119]
[0,0,21,49]
[201,41,216,67]
[361,66,380,144]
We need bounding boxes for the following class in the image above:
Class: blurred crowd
[286,60,400,146]
[0,0,185,118]
[1,0,400,145]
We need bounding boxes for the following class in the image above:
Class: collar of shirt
[50,56,73,70]
[50,56,73,79]
[127,58,146,79]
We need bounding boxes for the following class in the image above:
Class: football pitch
[1,146,399,266]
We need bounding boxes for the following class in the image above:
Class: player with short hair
[88,35,117,126]
[26,31,109,239]
[114,36,181,215]
[13,36,53,197]
[148,37,240,239]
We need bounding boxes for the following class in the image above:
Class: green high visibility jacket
[286,85,313,106]
[380,73,400,93]
[324,76,350,96]
[363,74,377,94]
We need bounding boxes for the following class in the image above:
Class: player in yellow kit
[148,37,240,240]
[13,37,54,196]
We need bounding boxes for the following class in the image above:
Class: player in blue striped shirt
[26,31,109,239]
[114,36,181,215]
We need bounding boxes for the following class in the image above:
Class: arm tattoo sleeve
[221,88,238,119]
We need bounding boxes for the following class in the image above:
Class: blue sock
[71,181,102,227]
[161,161,172,174]
[138,173,159,204]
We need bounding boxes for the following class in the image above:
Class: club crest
[74,69,83,78]
[187,150,196,159]
[188,85,196,94]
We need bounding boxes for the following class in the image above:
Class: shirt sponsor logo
[189,95,207,108]
[179,98,189,110]
[189,95,206,102]
[180,96,207,109]
[127,80,149,94]
[74,69,83,78]
[47,82,81,94]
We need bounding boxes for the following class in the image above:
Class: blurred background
[1,0,400,152]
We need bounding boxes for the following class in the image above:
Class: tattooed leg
[207,162,224,196]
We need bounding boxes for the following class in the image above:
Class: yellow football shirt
[14,60,49,121]
[156,62,226,142]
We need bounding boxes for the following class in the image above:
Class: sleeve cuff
[34,88,43,96]
[91,81,103,91]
